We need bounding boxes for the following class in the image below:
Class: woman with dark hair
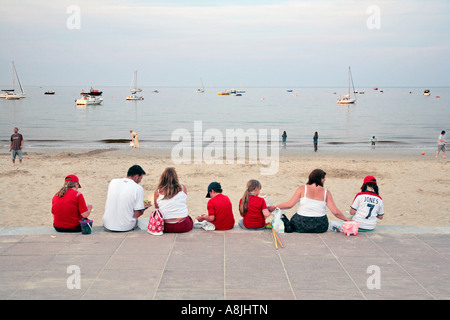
[52,175,92,232]
[154,167,193,233]
[349,176,384,231]
[268,169,350,233]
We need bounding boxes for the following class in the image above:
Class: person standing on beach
[103,165,151,232]
[313,132,318,152]
[196,182,235,230]
[435,130,447,159]
[10,127,24,165]
[371,136,377,149]
[130,130,139,148]
[282,131,287,148]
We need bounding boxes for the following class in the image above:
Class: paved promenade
[0,223,449,300]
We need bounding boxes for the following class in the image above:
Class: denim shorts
[11,149,22,160]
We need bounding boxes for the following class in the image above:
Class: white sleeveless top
[157,191,189,219]
[297,185,327,217]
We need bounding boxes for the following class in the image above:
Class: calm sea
[1,86,448,151]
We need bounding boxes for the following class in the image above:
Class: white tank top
[157,191,189,219]
[297,185,327,217]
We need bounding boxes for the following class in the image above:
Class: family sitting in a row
[51,165,384,234]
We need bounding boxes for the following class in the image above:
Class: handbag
[147,209,164,236]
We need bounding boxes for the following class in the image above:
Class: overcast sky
[0,0,449,88]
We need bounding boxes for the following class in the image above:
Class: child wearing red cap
[350,176,384,231]
[52,175,92,232]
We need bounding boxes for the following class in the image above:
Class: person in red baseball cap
[52,174,92,232]
[349,175,384,231]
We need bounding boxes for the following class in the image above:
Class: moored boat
[337,67,357,105]
[126,71,143,100]
[76,95,103,105]
[81,87,102,96]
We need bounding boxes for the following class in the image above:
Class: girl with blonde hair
[238,179,271,230]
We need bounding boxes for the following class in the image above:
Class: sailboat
[337,66,356,105]
[126,70,143,100]
[1,61,26,100]
[196,78,205,93]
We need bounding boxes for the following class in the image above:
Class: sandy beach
[0,147,449,229]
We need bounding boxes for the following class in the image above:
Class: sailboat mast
[11,62,15,92]
[348,66,351,97]
[13,61,25,94]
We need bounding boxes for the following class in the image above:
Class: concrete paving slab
[0,225,449,301]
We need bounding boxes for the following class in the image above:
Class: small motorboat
[44,90,55,95]
[81,87,102,96]
[76,95,103,105]
[126,92,143,100]
[423,89,430,96]
[218,90,230,95]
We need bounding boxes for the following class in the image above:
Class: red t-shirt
[52,189,88,229]
[239,195,268,229]
[207,194,235,230]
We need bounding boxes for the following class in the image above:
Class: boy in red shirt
[196,182,235,230]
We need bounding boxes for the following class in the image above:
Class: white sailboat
[337,66,356,105]
[126,70,143,100]
[196,78,205,93]
[1,61,26,100]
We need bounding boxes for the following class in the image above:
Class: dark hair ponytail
[362,182,379,195]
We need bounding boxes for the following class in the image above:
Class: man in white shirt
[103,165,151,232]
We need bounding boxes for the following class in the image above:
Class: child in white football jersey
[350,176,384,231]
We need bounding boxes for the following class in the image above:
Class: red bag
[147,209,164,236]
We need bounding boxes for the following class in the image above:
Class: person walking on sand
[10,127,24,165]
[435,130,447,159]
[130,130,139,148]
[313,131,318,152]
